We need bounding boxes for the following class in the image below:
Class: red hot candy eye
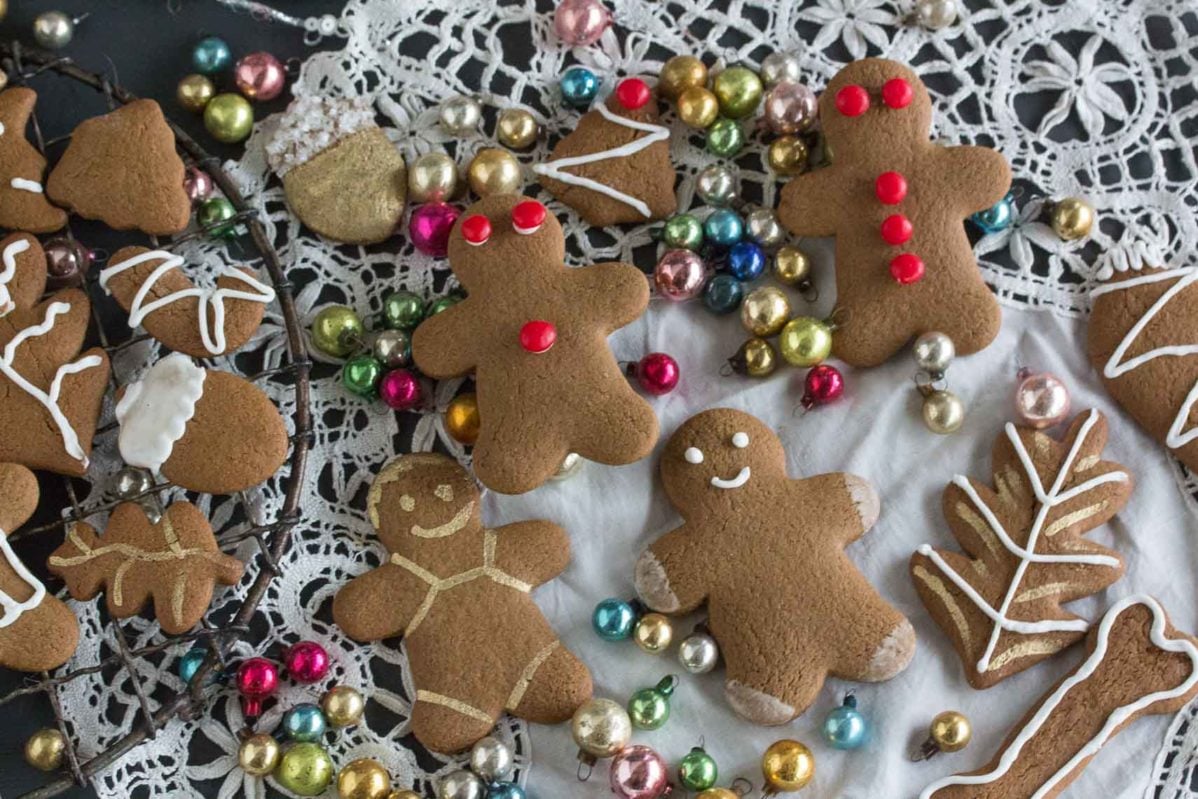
[616,77,652,110]
[875,171,908,205]
[881,214,913,245]
[890,253,925,285]
[835,85,870,117]
[461,214,492,246]
[512,200,547,235]
[882,78,913,109]
[519,320,557,354]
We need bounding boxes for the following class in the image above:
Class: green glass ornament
[311,305,365,358]
[427,293,464,317]
[343,355,383,397]
[382,290,426,330]
[678,746,719,791]
[197,197,237,238]
[713,65,764,119]
[661,214,704,251]
[274,742,334,797]
[627,675,677,731]
[706,118,745,158]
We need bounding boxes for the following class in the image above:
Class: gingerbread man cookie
[411,195,658,494]
[777,59,1010,367]
[333,453,592,753]
[634,408,915,725]
[0,88,68,233]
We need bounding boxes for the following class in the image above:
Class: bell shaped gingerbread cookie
[334,453,592,753]
[777,59,1010,367]
[412,195,658,494]
[0,88,68,233]
[635,408,915,725]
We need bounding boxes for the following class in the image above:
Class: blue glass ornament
[560,67,602,109]
[703,273,744,314]
[282,703,328,743]
[592,598,637,641]
[822,694,867,750]
[726,241,765,281]
[971,192,1015,234]
[487,782,526,799]
[192,36,233,75]
[704,209,744,248]
[178,646,208,684]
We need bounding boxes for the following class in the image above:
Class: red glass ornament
[802,364,845,409]
[835,84,870,117]
[461,214,492,246]
[512,200,547,234]
[284,641,330,684]
[236,657,279,718]
[616,77,652,110]
[881,77,913,109]
[875,171,907,205]
[890,253,925,285]
[378,368,423,411]
[520,320,557,353]
[880,214,913,245]
[633,353,679,396]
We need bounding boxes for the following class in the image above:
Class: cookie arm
[567,261,650,331]
[332,563,426,641]
[493,520,571,587]
[938,145,1012,215]
[410,302,479,378]
[634,524,709,614]
[776,166,845,237]
[804,472,880,545]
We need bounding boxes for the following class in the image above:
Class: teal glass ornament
[627,675,677,731]
[661,214,704,250]
[486,783,526,799]
[704,209,744,249]
[677,746,719,791]
[282,702,328,743]
[592,598,638,641]
[706,118,745,157]
[822,694,867,750]
[382,290,426,330]
[192,36,233,75]
[971,191,1015,234]
[178,646,208,684]
[560,66,601,109]
[726,240,764,280]
[702,273,744,314]
[342,355,383,398]
[197,197,237,239]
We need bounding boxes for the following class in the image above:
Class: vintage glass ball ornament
[204,93,255,143]
[915,0,959,30]
[410,202,462,257]
[321,685,366,728]
[1014,367,1070,429]
[729,338,778,378]
[486,784,525,799]
[706,117,745,157]
[634,612,673,654]
[236,657,279,717]
[440,95,483,136]
[428,293,464,316]
[177,646,208,684]
[312,305,365,358]
[696,164,737,207]
[408,152,459,203]
[773,246,811,288]
[177,74,216,113]
[235,52,287,101]
[467,148,523,197]
[593,598,638,641]
[922,389,966,434]
[764,81,818,135]
[238,732,281,776]
[552,452,586,481]
[192,35,233,73]
[632,353,680,396]
[703,273,744,314]
[469,735,514,782]
[183,167,215,204]
[33,11,76,49]
[554,0,612,46]
[706,209,745,249]
[439,769,485,799]
[741,285,791,337]
[24,728,66,772]
[197,196,238,237]
[915,710,972,760]
[43,236,91,288]
[609,745,671,799]
[760,51,803,87]
[654,249,709,301]
[761,739,815,793]
[113,466,153,500]
[379,369,423,411]
[497,108,539,149]
[659,55,708,101]
[1050,196,1095,240]
[285,641,331,684]
[779,316,833,367]
[383,290,426,330]
[440,392,480,445]
[390,793,421,799]
[767,136,809,176]
[713,65,764,119]
[912,331,955,377]
[343,354,383,398]
[560,66,602,108]
[283,702,328,742]
[801,364,844,409]
[338,758,392,799]
[662,213,704,250]
[822,695,867,750]
[678,629,719,674]
[971,191,1015,233]
[677,86,720,129]
[573,697,634,768]
[372,329,412,369]
[276,742,335,796]
[679,746,719,791]
[627,675,677,730]
[745,208,786,251]
[697,790,742,799]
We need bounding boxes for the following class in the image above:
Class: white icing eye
[400,495,416,512]
[684,447,704,465]
[732,432,750,448]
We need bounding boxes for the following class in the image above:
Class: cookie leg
[0,596,79,672]
[409,690,499,754]
[828,585,916,683]
[472,418,565,494]
[830,290,919,368]
[920,269,1001,357]
[570,391,659,466]
[507,642,593,724]
[723,660,822,725]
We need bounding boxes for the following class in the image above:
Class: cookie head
[820,59,932,161]
[446,195,566,291]
[661,409,786,512]
[368,453,480,547]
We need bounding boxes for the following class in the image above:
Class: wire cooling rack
[0,40,311,799]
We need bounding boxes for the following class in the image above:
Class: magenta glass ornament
[410,202,461,257]
[802,364,845,409]
[764,81,818,135]
[553,0,612,46]
[654,249,709,301]
[236,657,279,718]
[635,353,679,396]
[234,51,287,101]
[284,641,330,684]
[379,368,423,411]
[1014,367,1070,429]
[183,167,215,204]
[43,237,91,288]
[609,745,670,799]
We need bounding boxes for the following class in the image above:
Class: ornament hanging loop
[730,776,755,796]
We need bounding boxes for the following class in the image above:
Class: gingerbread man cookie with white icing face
[0,88,68,233]
[635,408,915,725]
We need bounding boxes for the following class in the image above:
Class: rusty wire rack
[0,40,312,799]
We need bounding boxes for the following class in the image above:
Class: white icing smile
[711,466,751,490]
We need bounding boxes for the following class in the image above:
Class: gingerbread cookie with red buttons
[412,194,659,494]
[777,58,1010,368]
[533,77,677,227]
[0,88,68,233]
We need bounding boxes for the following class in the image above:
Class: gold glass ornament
[762,739,814,793]
[740,286,791,337]
[633,612,673,654]
[408,151,459,203]
[697,790,740,799]
[321,685,366,728]
[0,0,7,22]
[734,338,778,378]
[496,108,539,149]
[773,246,811,286]
[676,86,720,129]
[659,55,708,101]
[1050,197,1094,240]
[921,389,965,434]
[444,393,482,445]
[930,710,972,752]
[176,74,216,113]
[767,136,809,176]
[275,743,335,796]
[779,317,832,367]
[388,792,421,799]
[712,65,764,119]
[572,698,634,759]
[338,758,392,799]
[238,733,281,777]
[203,93,255,144]
[24,729,67,772]
[467,148,523,197]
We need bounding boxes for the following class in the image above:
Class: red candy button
[511,200,547,235]
[875,171,908,205]
[882,78,913,109]
[890,253,925,285]
[835,84,870,117]
[616,77,652,110]
[881,214,913,245]
[519,320,557,353]
[461,214,492,246]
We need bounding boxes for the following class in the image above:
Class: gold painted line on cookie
[416,689,492,724]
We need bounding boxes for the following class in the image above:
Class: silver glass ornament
[745,208,786,251]
[469,736,514,782]
[439,95,483,137]
[438,770,485,799]
[922,389,966,434]
[678,631,720,674]
[759,51,803,87]
[916,0,958,29]
[550,452,584,481]
[695,164,737,207]
[114,467,153,500]
[912,331,955,375]
[372,329,412,369]
[33,11,74,49]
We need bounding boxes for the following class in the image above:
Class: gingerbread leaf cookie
[411,195,658,494]
[634,408,915,725]
[102,246,275,358]
[46,99,190,236]
[533,79,676,227]
[333,453,593,753]
[1,233,48,319]
[920,596,1198,799]
[911,409,1133,689]
[0,88,68,233]
[0,462,80,672]
[777,58,1010,367]
[49,501,244,635]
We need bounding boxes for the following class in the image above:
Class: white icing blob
[684,446,704,464]
[115,353,206,473]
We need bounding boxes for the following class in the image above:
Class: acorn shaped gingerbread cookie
[265,95,406,244]
[115,353,288,495]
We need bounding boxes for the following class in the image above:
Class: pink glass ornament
[634,353,679,396]
[553,0,612,47]
[1014,367,1070,429]
[236,657,279,718]
[379,368,423,411]
[183,167,215,204]
[234,51,287,101]
[43,237,91,288]
[654,249,709,301]
[763,80,818,135]
[284,641,330,684]
[802,364,845,409]
[609,745,671,799]
[410,202,461,257]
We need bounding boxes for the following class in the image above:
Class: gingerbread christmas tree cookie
[0,88,68,233]
[333,453,592,753]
